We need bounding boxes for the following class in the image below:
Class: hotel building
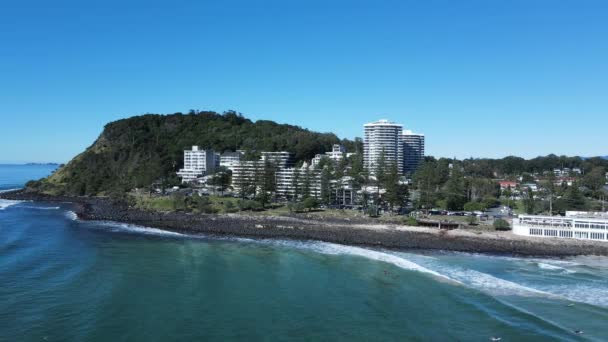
[176,146,217,183]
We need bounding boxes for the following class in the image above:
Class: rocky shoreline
[3,190,608,257]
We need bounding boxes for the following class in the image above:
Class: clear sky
[1,0,607,163]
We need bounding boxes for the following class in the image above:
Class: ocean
[1,164,607,341]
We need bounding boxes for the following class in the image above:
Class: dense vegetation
[412,156,608,214]
[28,111,359,196]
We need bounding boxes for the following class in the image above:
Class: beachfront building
[261,151,295,168]
[401,130,425,174]
[176,146,217,183]
[363,119,426,176]
[513,213,608,242]
[231,152,296,196]
[312,144,347,167]
[219,151,244,172]
[275,164,322,200]
[364,119,403,175]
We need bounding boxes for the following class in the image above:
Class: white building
[513,213,608,242]
[401,130,425,174]
[261,151,295,168]
[231,160,261,196]
[176,146,217,183]
[219,151,244,171]
[364,119,403,175]
[311,144,347,167]
[276,164,322,199]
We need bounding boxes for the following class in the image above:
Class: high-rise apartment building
[402,130,425,174]
[363,120,403,175]
[363,120,425,176]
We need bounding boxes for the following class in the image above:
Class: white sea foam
[536,262,575,274]
[257,240,461,284]
[541,283,608,308]
[65,211,78,221]
[0,188,21,193]
[0,199,21,210]
[20,206,61,210]
[93,221,187,238]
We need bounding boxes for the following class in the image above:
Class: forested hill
[29,111,358,196]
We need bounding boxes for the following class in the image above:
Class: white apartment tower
[402,130,425,174]
[176,146,217,183]
[364,120,403,175]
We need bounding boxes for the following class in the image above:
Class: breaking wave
[0,199,21,211]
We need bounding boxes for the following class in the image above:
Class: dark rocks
[3,190,608,256]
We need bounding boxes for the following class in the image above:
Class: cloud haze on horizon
[0,0,607,163]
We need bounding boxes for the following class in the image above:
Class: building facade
[261,151,295,168]
[275,165,322,200]
[401,130,425,174]
[513,213,608,242]
[176,146,217,183]
[312,144,347,167]
[363,120,404,175]
[219,151,244,172]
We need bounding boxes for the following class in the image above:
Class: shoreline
[2,190,608,257]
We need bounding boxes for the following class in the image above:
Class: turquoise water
[1,165,608,341]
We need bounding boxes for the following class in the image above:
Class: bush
[303,197,320,211]
[406,216,418,226]
[466,215,478,226]
[223,201,238,213]
[464,201,486,212]
[493,218,511,231]
[366,205,379,217]
[237,199,264,211]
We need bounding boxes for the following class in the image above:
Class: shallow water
[1,165,607,341]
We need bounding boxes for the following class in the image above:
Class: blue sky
[1,0,607,163]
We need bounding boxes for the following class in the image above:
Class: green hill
[29,111,359,196]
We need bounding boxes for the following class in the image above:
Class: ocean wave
[0,188,22,193]
[65,211,78,221]
[19,206,61,210]
[536,262,576,274]
[541,283,608,308]
[91,221,188,238]
[0,199,22,210]
[257,240,461,284]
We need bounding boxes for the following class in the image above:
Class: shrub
[493,218,511,231]
[466,215,478,226]
[366,205,379,217]
[406,216,418,226]
[463,201,485,212]
[303,197,320,211]
[237,199,264,211]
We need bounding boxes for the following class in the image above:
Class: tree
[256,160,276,208]
[584,167,606,193]
[444,168,467,211]
[302,167,312,199]
[172,192,186,211]
[320,167,333,205]
[292,167,301,201]
[303,197,319,212]
[494,218,511,231]
[563,184,588,211]
[383,162,407,211]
